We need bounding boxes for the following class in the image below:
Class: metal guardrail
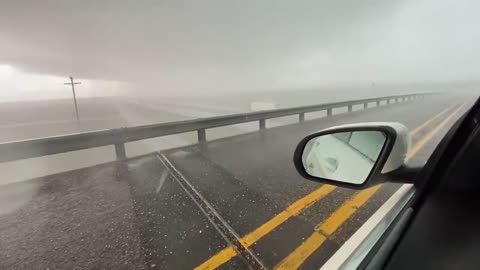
[0,94,425,163]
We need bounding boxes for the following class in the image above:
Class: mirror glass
[302,131,386,184]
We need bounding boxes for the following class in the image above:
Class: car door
[358,98,479,269]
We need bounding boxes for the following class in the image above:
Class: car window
[0,1,474,269]
[349,131,386,160]
[304,133,378,184]
[333,132,352,144]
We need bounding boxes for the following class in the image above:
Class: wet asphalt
[0,96,470,269]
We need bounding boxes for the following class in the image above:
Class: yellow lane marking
[406,103,465,160]
[242,185,337,246]
[195,103,461,270]
[194,185,337,270]
[409,104,458,136]
[196,248,238,270]
[275,185,382,270]
[273,103,465,269]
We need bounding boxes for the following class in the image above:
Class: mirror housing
[294,122,412,189]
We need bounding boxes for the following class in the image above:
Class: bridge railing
[0,94,425,163]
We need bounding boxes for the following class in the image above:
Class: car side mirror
[294,122,412,189]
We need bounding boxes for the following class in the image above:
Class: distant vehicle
[294,98,480,269]
[250,102,276,111]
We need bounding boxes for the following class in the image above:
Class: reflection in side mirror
[302,131,387,184]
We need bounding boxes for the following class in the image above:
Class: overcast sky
[0,0,479,99]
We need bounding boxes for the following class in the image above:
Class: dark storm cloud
[1,0,479,94]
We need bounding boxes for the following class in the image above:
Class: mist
[1,0,480,99]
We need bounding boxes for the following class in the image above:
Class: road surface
[0,95,470,269]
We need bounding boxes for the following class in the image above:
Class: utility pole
[64,76,81,121]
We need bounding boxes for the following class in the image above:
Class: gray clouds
[1,0,479,95]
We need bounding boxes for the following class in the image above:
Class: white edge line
[320,184,414,270]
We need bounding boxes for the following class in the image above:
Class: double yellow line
[196,103,465,270]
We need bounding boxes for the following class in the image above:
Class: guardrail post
[363,103,368,109]
[327,108,332,116]
[387,99,390,104]
[115,143,127,160]
[259,119,266,129]
[376,100,380,106]
[198,129,206,143]
[299,113,305,122]
[348,105,353,112]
